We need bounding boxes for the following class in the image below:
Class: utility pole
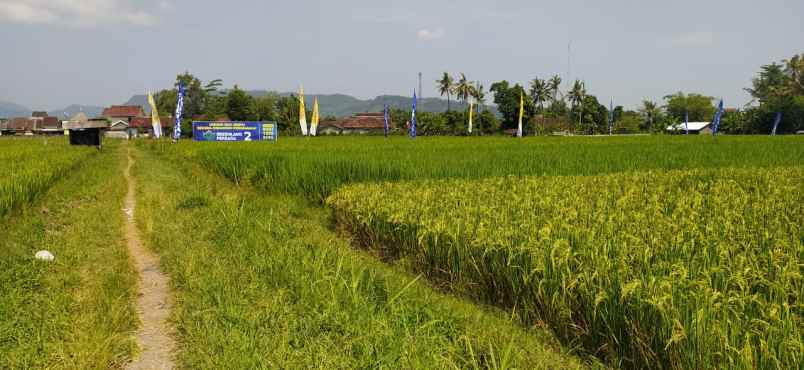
[418,72,422,100]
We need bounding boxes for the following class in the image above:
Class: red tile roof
[41,116,60,129]
[102,105,144,118]
[130,116,174,129]
[335,113,393,130]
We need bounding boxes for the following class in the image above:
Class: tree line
[154,53,803,136]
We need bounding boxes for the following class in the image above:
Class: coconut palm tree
[453,73,473,104]
[567,79,586,131]
[472,82,486,109]
[639,100,660,131]
[437,72,455,111]
[549,74,562,102]
[530,78,550,113]
[470,82,486,133]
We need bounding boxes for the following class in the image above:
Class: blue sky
[1,0,802,110]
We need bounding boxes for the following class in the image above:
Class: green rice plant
[0,142,137,368]
[131,144,586,368]
[0,138,96,216]
[142,135,804,202]
[327,167,804,369]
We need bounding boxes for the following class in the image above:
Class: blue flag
[712,99,724,136]
[383,104,389,138]
[410,90,417,139]
[608,99,614,135]
[173,82,185,141]
[684,110,689,135]
[771,112,782,135]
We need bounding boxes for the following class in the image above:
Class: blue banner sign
[192,121,278,142]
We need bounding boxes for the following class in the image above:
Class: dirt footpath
[124,149,176,370]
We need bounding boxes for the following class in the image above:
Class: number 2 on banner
[244,132,252,141]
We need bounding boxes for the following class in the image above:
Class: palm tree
[472,82,486,109]
[437,72,454,111]
[548,74,562,102]
[639,100,659,131]
[530,78,551,113]
[567,79,586,132]
[470,82,486,134]
[453,73,473,104]
[530,78,551,134]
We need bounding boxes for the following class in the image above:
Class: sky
[1,0,802,111]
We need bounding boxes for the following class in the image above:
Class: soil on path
[123,148,176,370]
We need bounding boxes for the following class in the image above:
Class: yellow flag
[517,92,524,137]
[311,97,320,136]
[468,100,474,134]
[299,86,308,136]
[147,91,162,138]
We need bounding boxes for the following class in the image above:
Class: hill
[0,101,31,118]
[48,104,104,119]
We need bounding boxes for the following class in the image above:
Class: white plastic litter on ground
[35,250,55,261]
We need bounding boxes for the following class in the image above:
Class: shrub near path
[132,145,587,369]
[0,142,137,369]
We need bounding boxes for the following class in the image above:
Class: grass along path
[124,146,176,370]
[0,142,137,369]
[132,144,587,368]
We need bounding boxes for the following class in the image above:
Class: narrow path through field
[124,148,176,370]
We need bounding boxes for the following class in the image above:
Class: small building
[5,117,36,135]
[666,122,713,135]
[102,105,145,123]
[130,116,174,137]
[65,119,108,147]
[106,120,133,139]
[37,116,62,135]
[322,112,393,135]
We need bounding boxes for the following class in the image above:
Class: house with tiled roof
[320,112,394,135]
[129,116,174,137]
[102,105,145,123]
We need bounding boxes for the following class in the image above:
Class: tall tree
[225,85,255,121]
[549,74,562,102]
[783,54,804,95]
[453,73,473,104]
[490,80,533,131]
[567,80,586,131]
[437,72,455,111]
[529,78,550,113]
[663,92,715,122]
[470,82,486,134]
[204,79,223,94]
[639,100,660,131]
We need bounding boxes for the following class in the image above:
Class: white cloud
[0,0,159,27]
[671,31,715,47]
[158,1,172,12]
[417,27,445,41]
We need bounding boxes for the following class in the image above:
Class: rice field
[146,135,804,368]
[147,135,804,202]
[2,135,801,368]
[327,167,804,369]
[0,138,96,216]
[0,142,136,368]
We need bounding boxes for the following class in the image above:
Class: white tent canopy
[666,122,711,131]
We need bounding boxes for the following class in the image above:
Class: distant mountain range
[128,91,489,118]
[0,101,34,118]
[2,93,493,120]
[0,101,103,119]
[48,104,104,118]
